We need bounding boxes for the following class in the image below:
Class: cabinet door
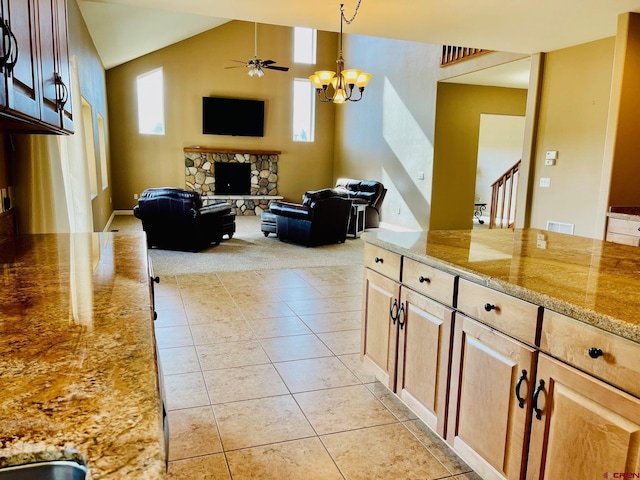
[361,268,401,390]
[55,0,72,132]
[526,354,640,480]
[397,287,454,436]
[4,0,40,119]
[447,313,536,480]
[37,0,61,128]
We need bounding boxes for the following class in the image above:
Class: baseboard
[104,210,134,232]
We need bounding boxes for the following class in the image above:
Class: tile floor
[154,265,480,480]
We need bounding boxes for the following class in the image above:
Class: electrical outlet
[397,207,401,214]
[133,193,138,199]
[417,171,424,180]
[539,178,551,188]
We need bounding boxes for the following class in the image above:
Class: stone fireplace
[184,147,282,215]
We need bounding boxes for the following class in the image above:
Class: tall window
[97,114,108,190]
[293,79,315,142]
[81,97,98,198]
[294,27,316,64]
[136,68,165,135]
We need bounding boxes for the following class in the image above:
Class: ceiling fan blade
[224,65,248,69]
[261,59,276,65]
[263,65,290,72]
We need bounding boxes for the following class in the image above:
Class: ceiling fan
[225,23,290,77]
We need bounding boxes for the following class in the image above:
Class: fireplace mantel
[184,147,281,216]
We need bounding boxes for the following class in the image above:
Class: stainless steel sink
[0,460,87,480]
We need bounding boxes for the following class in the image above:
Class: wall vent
[546,221,574,235]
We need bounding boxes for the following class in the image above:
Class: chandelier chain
[340,0,363,25]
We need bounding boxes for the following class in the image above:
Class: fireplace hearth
[215,162,251,195]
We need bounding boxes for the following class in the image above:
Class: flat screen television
[202,96,265,137]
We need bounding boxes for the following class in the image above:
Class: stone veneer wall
[184,150,279,215]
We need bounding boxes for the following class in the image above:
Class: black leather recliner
[270,189,352,247]
[334,178,387,228]
[133,187,235,251]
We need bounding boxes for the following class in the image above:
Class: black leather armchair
[133,187,235,251]
[334,178,387,228]
[270,189,352,247]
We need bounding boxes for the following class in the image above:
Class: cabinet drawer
[364,243,402,281]
[402,258,456,307]
[607,217,640,237]
[541,310,640,397]
[457,278,541,345]
[605,232,640,247]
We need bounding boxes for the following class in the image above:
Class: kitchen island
[362,228,640,480]
[0,233,165,479]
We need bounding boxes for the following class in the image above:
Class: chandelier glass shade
[309,3,371,103]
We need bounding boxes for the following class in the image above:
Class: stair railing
[489,160,521,229]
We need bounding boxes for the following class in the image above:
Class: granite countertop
[363,228,640,344]
[0,233,165,479]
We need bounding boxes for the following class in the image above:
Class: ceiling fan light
[355,72,371,88]
[342,69,361,84]
[315,70,336,86]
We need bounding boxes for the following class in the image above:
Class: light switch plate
[539,177,551,187]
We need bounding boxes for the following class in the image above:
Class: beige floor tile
[155,308,189,328]
[184,300,242,324]
[214,395,315,450]
[247,316,312,339]
[294,385,397,435]
[155,326,194,348]
[274,286,324,302]
[154,278,178,296]
[159,346,201,375]
[274,357,360,393]
[455,473,484,480]
[318,329,361,355]
[167,453,230,479]
[226,437,343,480]
[196,340,270,371]
[189,320,255,345]
[300,311,362,333]
[338,354,377,384]
[321,423,450,480]
[404,419,473,475]
[175,272,223,288]
[164,372,210,410]
[203,364,289,404]
[215,271,261,287]
[168,406,222,461]
[286,296,362,316]
[366,381,419,421]
[239,301,295,320]
[293,271,347,287]
[260,334,333,362]
[314,283,364,298]
[255,271,312,289]
[154,293,184,311]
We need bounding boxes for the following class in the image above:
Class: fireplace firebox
[215,162,251,195]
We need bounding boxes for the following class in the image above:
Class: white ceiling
[78,0,640,72]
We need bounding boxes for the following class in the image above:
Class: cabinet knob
[418,275,430,284]
[588,347,603,359]
[153,276,160,284]
[484,303,496,312]
[374,257,383,264]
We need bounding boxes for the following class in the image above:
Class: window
[294,27,316,64]
[136,68,165,135]
[97,114,108,190]
[81,97,98,198]
[293,79,315,142]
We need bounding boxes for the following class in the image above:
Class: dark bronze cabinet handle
[588,347,603,359]
[418,276,430,284]
[153,276,160,284]
[397,303,406,330]
[390,298,399,325]
[515,369,527,408]
[374,257,383,264]
[532,379,545,420]
[484,303,496,312]
[154,311,158,321]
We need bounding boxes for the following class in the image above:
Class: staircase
[489,160,520,229]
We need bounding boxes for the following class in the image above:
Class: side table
[349,203,367,238]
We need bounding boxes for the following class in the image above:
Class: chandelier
[309,2,371,103]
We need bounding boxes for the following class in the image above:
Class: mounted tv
[202,96,265,137]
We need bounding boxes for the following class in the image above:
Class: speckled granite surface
[0,233,165,479]
[363,228,640,344]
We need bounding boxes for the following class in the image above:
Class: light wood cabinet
[361,268,401,389]
[0,0,73,133]
[447,313,537,480]
[526,354,640,480]
[606,217,640,246]
[396,287,454,436]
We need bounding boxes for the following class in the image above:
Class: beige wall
[431,84,527,230]
[107,21,338,209]
[528,37,615,238]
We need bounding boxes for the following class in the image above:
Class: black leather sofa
[334,178,387,228]
[133,187,235,251]
[270,189,352,247]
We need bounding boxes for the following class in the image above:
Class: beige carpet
[109,215,366,276]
